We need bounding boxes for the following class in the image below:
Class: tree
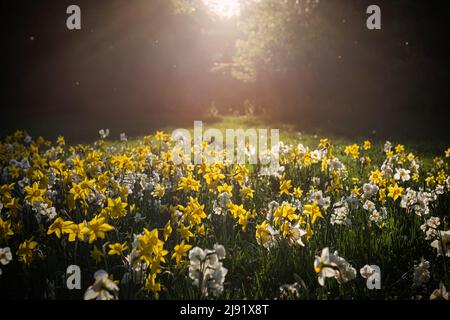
[226,0,319,82]
[171,0,319,82]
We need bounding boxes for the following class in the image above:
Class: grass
[1,115,448,300]
[104,115,448,299]
[113,115,440,167]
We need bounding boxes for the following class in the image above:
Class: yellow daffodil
[344,144,360,159]
[178,173,201,193]
[0,217,14,242]
[172,240,192,265]
[256,221,273,248]
[445,148,450,158]
[80,215,114,244]
[240,185,254,199]
[293,187,303,198]
[90,246,103,264]
[145,273,161,299]
[108,242,128,256]
[387,183,404,201]
[279,175,292,196]
[107,197,128,219]
[303,202,323,224]
[369,169,384,185]
[17,238,38,266]
[218,183,233,196]
[163,221,173,241]
[152,184,165,198]
[47,217,74,239]
[24,182,46,205]
[395,144,405,154]
[178,224,194,241]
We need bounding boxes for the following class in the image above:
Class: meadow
[0,115,449,300]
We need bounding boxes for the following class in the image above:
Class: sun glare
[204,0,241,18]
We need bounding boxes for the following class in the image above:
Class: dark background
[2,0,450,143]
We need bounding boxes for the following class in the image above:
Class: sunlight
[203,0,241,18]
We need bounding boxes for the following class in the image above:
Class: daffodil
[49,159,66,175]
[66,223,81,242]
[444,148,450,158]
[80,215,114,244]
[218,183,233,196]
[178,174,201,193]
[8,164,20,179]
[69,183,88,202]
[163,220,172,241]
[84,270,119,300]
[430,230,450,257]
[178,224,194,241]
[107,197,128,219]
[395,144,405,154]
[314,247,356,286]
[0,218,14,242]
[17,238,38,266]
[155,131,168,142]
[134,228,168,269]
[90,246,103,264]
[24,182,46,206]
[303,202,323,224]
[256,221,276,249]
[178,197,207,226]
[387,183,404,201]
[228,202,246,220]
[344,144,360,159]
[152,183,165,198]
[369,169,384,185]
[273,204,298,224]
[0,247,13,266]
[47,217,74,239]
[108,242,128,256]
[172,240,192,265]
[56,135,65,146]
[279,176,292,196]
[240,185,254,199]
[293,187,303,198]
[145,273,161,299]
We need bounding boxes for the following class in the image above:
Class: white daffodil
[360,265,376,279]
[346,195,359,209]
[0,247,13,265]
[188,245,227,298]
[314,248,357,286]
[332,253,357,284]
[99,129,110,139]
[362,183,379,200]
[287,224,307,247]
[213,244,226,260]
[420,217,441,240]
[430,230,450,257]
[84,270,119,300]
[430,283,449,300]
[331,204,351,226]
[363,200,376,211]
[384,141,392,153]
[394,168,411,182]
[314,248,337,286]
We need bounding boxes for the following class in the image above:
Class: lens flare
[204,0,241,18]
